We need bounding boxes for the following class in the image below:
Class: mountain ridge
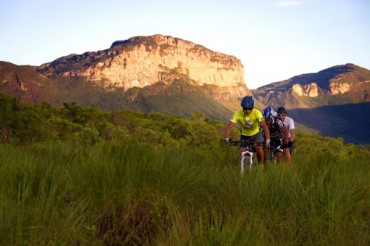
[252,63,370,109]
[1,34,370,144]
[1,34,252,120]
[36,34,248,92]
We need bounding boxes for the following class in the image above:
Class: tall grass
[0,141,369,245]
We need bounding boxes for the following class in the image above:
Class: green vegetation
[0,93,224,145]
[0,93,369,244]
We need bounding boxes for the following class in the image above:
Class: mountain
[1,34,370,144]
[252,63,370,109]
[1,34,250,120]
[252,64,370,144]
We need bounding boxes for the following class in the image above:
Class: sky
[1,0,369,89]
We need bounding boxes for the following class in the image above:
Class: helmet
[240,96,254,108]
[277,107,287,114]
[262,106,276,121]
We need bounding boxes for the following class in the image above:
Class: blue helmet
[240,96,254,108]
[262,106,276,121]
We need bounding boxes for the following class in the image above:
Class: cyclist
[262,106,291,163]
[277,107,295,154]
[224,95,270,165]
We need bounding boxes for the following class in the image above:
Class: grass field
[0,139,369,245]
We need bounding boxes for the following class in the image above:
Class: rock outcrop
[292,83,319,97]
[37,35,249,100]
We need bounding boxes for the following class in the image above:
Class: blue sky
[1,0,369,89]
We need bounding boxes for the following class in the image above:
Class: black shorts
[270,138,283,153]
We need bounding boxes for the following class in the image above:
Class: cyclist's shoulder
[251,108,263,118]
[284,116,295,126]
[252,108,262,114]
[285,116,294,121]
[232,109,244,118]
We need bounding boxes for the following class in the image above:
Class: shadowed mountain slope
[289,102,370,144]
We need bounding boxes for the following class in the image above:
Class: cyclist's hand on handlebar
[224,138,230,144]
[265,138,270,147]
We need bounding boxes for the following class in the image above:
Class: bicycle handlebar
[225,139,278,150]
[226,139,258,146]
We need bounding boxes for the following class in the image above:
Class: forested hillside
[0,92,225,146]
[2,92,370,152]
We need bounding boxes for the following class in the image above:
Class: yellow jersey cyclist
[225,95,270,165]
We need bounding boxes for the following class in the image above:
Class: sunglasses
[243,107,253,111]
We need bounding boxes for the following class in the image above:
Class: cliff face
[292,80,370,97]
[37,35,249,100]
[291,83,319,97]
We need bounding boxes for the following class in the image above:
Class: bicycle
[227,139,258,173]
[265,140,292,164]
[265,143,281,164]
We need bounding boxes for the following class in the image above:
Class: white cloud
[278,0,302,8]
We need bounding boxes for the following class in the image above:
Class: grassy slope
[129,81,233,121]
[0,134,369,244]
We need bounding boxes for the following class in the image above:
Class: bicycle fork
[240,150,253,173]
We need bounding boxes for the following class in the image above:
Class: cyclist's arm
[259,120,270,140]
[225,121,235,139]
[287,117,295,142]
[280,124,290,144]
[290,128,295,142]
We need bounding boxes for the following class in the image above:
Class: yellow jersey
[230,109,263,136]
